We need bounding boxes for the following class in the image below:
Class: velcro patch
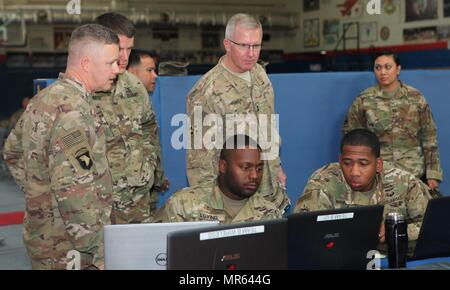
[62,130,84,149]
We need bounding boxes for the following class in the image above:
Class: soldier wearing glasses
[186,13,291,214]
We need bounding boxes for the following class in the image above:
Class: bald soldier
[294,129,432,242]
[155,135,282,224]
[95,13,165,223]
[186,13,290,214]
[3,24,120,269]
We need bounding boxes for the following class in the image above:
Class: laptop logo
[155,253,167,266]
[326,241,335,249]
[324,233,339,250]
[221,253,241,262]
[324,233,340,239]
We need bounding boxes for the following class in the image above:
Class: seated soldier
[294,128,432,243]
[155,135,282,224]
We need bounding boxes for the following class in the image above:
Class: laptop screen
[166,219,287,270]
[104,221,218,270]
[412,196,450,261]
[287,205,384,270]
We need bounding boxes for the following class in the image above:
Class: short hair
[340,129,380,158]
[127,49,156,69]
[220,134,261,161]
[95,12,135,38]
[225,13,262,40]
[374,50,400,66]
[68,24,119,57]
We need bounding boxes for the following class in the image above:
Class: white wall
[5,0,450,58]
[300,0,450,52]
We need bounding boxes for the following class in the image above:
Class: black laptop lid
[166,218,287,270]
[412,196,450,261]
[287,205,384,270]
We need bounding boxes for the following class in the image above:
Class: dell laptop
[104,221,218,270]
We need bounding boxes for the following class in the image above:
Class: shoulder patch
[75,148,93,170]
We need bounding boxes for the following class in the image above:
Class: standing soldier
[343,51,443,193]
[95,13,166,223]
[3,24,120,269]
[186,13,290,214]
[127,49,170,214]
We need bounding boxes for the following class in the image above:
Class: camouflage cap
[158,61,189,76]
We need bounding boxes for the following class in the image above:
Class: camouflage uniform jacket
[154,180,282,224]
[343,82,443,181]
[294,162,431,240]
[186,57,290,213]
[93,71,164,223]
[3,73,112,269]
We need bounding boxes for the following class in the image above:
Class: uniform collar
[58,73,91,101]
[217,56,266,89]
[91,71,130,103]
[210,181,258,223]
[376,81,407,99]
[336,165,384,206]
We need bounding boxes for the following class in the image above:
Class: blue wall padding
[153,70,450,209]
[33,70,450,210]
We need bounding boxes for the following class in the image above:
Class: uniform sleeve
[3,116,26,191]
[186,85,219,186]
[293,175,335,213]
[419,100,443,181]
[342,96,367,135]
[141,86,161,184]
[153,194,186,223]
[264,80,282,169]
[404,177,432,241]
[49,111,110,269]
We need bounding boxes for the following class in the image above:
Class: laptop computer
[287,205,384,270]
[104,221,218,270]
[410,196,450,261]
[166,218,287,270]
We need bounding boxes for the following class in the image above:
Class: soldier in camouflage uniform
[186,13,290,214]
[127,49,170,215]
[95,13,166,223]
[2,24,119,269]
[0,119,10,178]
[155,135,282,224]
[294,129,431,242]
[343,51,443,191]
[158,61,189,76]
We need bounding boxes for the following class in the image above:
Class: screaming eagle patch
[75,149,93,170]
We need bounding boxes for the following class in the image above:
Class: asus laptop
[288,205,384,270]
[166,218,287,270]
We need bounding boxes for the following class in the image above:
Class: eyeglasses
[227,39,263,51]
